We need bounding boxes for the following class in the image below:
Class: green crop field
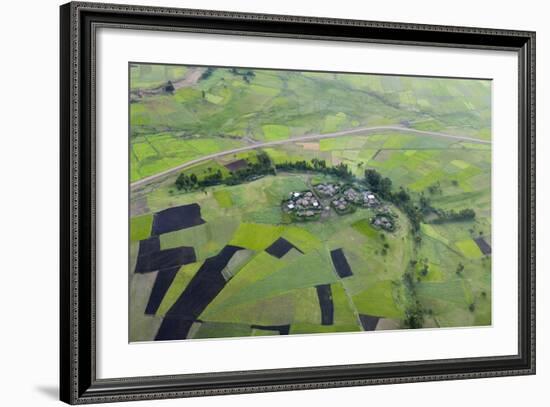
[262,124,290,141]
[130,213,153,241]
[129,63,492,342]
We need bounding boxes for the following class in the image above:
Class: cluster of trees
[225,152,275,185]
[364,169,392,199]
[200,67,215,81]
[175,172,198,191]
[275,159,353,180]
[175,152,274,191]
[230,68,256,83]
[365,169,422,234]
[427,181,442,195]
[428,208,476,224]
[175,169,223,191]
[364,169,475,232]
[199,170,224,187]
[418,193,431,213]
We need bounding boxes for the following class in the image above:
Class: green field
[130,64,188,90]
[129,64,491,182]
[129,63,492,342]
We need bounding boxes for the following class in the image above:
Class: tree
[394,188,411,204]
[175,173,194,191]
[456,262,464,275]
[421,264,429,276]
[378,177,393,198]
[419,194,431,213]
[427,182,441,194]
[458,208,476,220]
[404,301,425,329]
[200,67,214,80]
[365,169,382,189]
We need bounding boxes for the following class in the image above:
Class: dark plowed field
[265,237,304,258]
[152,203,205,235]
[224,159,248,172]
[155,318,195,341]
[138,236,160,256]
[474,237,492,255]
[135,246,196,273]
[144,266,180,315]
[359,314,380,331]
[155,245,244,340]
[316,284,334,325]
[330,248,353,278]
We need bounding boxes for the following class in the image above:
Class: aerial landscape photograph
[128,62,492,342]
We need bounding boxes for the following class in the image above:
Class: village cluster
[282,182,394,230]
[283,190,323,219]
[316,183,379,212]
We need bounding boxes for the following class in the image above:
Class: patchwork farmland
[129,63,492,341]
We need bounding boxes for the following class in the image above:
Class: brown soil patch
[297,142,320,151]
[375,318,401,331]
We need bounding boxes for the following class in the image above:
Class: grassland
[130,64,491,182]
[130,64,188,90]
[129,63,492,341]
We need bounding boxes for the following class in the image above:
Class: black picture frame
[60,1,536,404]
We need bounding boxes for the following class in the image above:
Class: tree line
[364,169,422,235]
[275,158,353,180]
[365,168,476,229]
[175,152,274,191]
[427,208,476,224]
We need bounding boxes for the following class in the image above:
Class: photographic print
[129,63,492,342]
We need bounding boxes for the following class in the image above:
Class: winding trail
[131,125,491,190]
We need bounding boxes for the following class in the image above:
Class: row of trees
[175,169,224,191]
[176,155,359,193]
[175,152,274,191]
[225,152,275,185]
[402,268,425,329]
[428,208,476,224]
[364,168,478,329]
[275,159,353,180]
[364,169,476,231]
